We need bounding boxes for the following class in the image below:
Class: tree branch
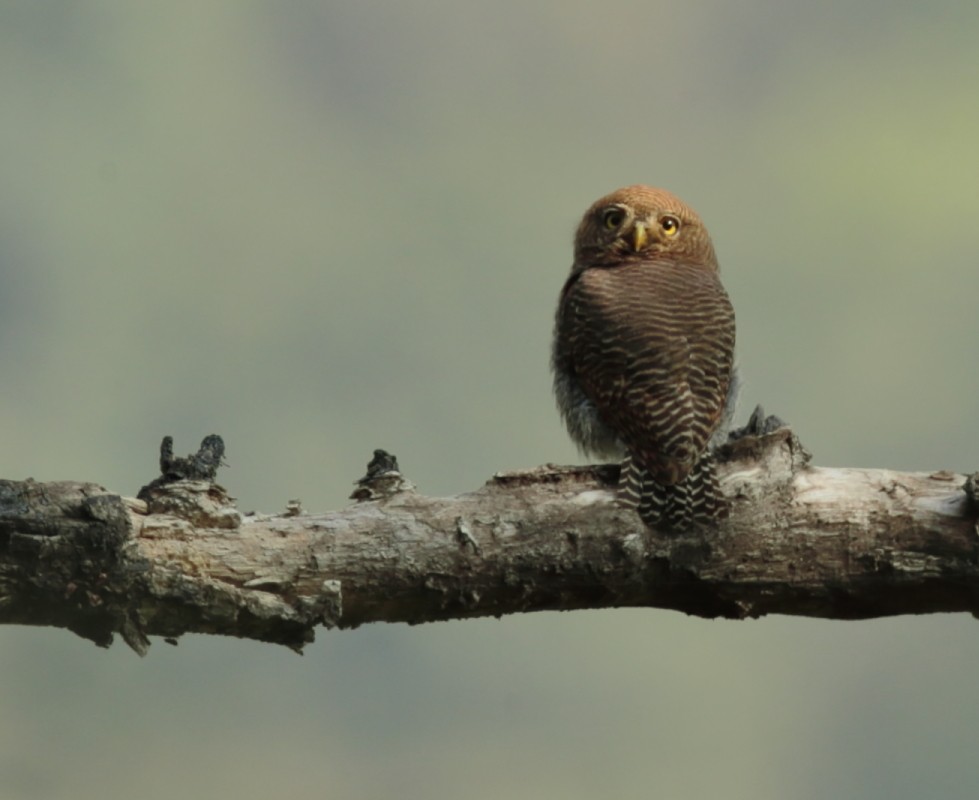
[1,427,976,655]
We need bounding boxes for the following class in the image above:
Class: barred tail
[619,451,727,532]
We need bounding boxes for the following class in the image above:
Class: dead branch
[0,425,976,655]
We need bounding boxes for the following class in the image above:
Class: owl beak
[631,222,649,252]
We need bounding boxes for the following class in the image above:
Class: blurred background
[2,2,978,798]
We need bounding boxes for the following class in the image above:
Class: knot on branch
[726,403,789,442]
[157,434,227,482]
[137,436,240,529]
[350,449,414,500]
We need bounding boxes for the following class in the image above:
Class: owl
[552,185,736,531]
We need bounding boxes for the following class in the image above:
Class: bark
[0,427,976,655]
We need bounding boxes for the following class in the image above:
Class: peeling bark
[0,428,976,655]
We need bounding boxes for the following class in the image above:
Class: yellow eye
[660,215,680,237]
[602,207,626,230]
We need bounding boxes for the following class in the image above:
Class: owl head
[572,185,718,271]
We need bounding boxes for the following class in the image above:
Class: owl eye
[602,207,626,230]
[660,215,681,237]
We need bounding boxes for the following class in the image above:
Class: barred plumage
[552,186,736,532]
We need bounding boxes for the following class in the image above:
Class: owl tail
[619,451,727,532]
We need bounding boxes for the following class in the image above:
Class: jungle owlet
[552,185,737,531]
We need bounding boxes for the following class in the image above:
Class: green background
[2,3,978,798]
